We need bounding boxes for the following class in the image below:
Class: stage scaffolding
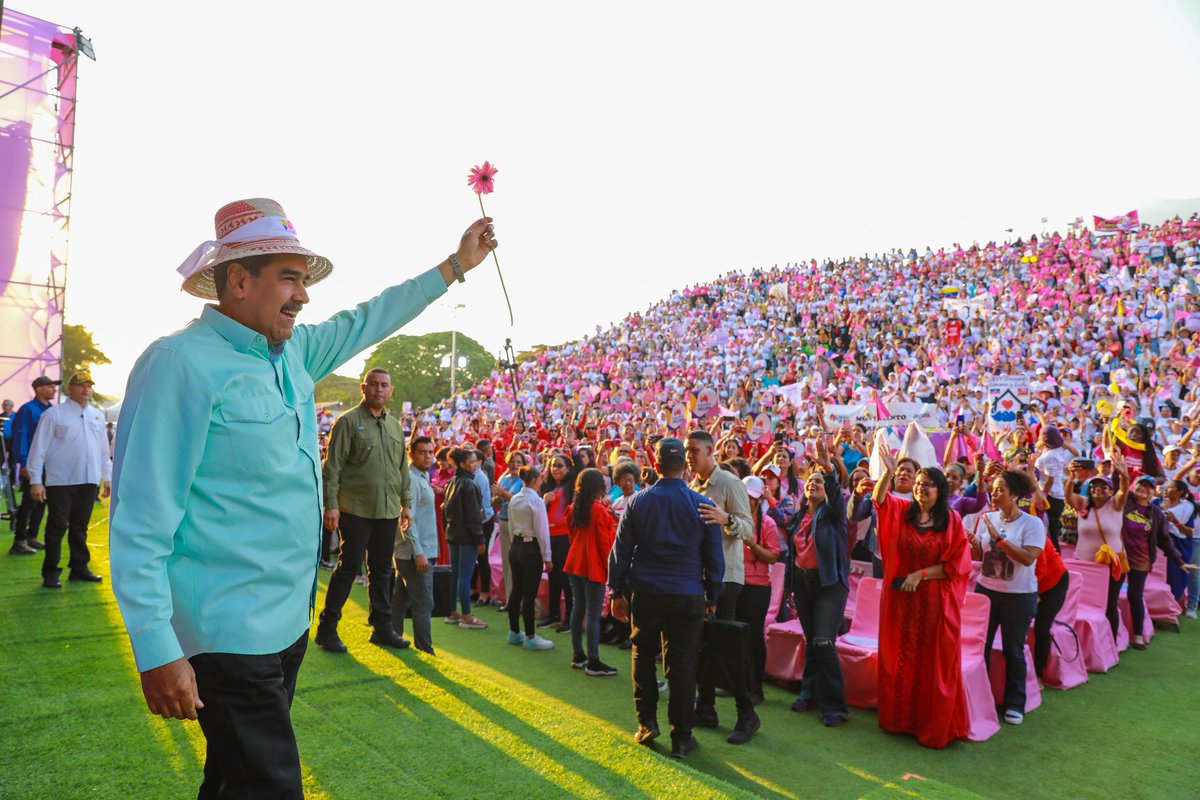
[0,9,93,402]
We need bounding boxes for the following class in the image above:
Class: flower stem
[478,194,514,326]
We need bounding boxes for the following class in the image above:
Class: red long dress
[875,493,972,748]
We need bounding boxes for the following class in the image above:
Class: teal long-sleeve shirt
[109,268,447,671]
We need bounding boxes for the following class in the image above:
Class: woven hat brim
[182,239,333,300]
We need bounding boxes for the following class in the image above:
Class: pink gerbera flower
[467,161,498,194]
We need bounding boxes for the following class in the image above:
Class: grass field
[2,505,1198,799]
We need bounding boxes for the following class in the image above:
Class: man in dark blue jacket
[8,376,58,555]
[609,437,723,760]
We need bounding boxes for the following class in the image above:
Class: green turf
[2,505,1197,799]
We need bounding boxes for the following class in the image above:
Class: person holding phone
[967,469,1045,725]
[872,447,971,748]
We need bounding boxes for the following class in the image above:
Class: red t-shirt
[1035,535,1067,594]
[793,512,819,569]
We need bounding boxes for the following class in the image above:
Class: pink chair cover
[987,640,1043,712]
[1033,571,1089,690]
[1144,556,1181,628]
[532,575,566,621]
[764,619,806,682]
[836,578,883,708]
[960,592,1001,741]
[1063,559,1120,672]
[488,533,506,603]
[844,560,870,622]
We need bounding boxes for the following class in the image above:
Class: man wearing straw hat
[109,198,496,798]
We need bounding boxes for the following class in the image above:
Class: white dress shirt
[506,486,552,562]
[26,398,112,487]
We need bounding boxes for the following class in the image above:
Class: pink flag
[872,389,890,421]
[983,429,1004,461]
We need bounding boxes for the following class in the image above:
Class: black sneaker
[8,541,35,555]
[670,734,698,760]
[315,628,347,653]
[726,710,761,744]
[536,617,559,629]
[26,539,45,551]
[585,659,618,677]
[555,623,571,634]
[369,629,411,649]
[570,653,588,669]
[634,723,660,745]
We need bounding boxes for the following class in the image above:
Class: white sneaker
[1004,710,1024,725]
[1186,608,1198,619]
[523,635,555,651]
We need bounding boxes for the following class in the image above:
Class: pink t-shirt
[744,512,781,587]
[793,513,819,569]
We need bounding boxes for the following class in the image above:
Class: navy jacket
[794,470,851,589]
[608,477,724,602]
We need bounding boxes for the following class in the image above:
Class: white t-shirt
[975,510,1045,594]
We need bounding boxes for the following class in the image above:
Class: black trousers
[1033,571,1069,678]
[191,631,308,800]
[697,581,753,714]
[14,475,45,543]
[323,513,397,630]
[1046,497,1065,553]
[507,539,543,637]
[735,583,772,695]
[630,592,705,741]
[474,515,494,595]
[546,534,572,621]
[793,568,850,716]
[41,483,96,578]
[977,586,1037,714]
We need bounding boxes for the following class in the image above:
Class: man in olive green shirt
[316,368,413,653]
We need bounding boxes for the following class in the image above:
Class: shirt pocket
[218,394,292,474]
[53,423,69,440]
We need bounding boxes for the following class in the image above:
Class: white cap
[743,475,765,499]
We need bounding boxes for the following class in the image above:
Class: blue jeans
[977,586,1037,714]
[1167,537,1193,604]
[449,542,477,615]
[568,574,604,660]
[793,568,849,716]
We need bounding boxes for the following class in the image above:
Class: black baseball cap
[656,436,685,466]
[31,376,60,389]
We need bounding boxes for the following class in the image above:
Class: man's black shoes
[68,571,103,583]
[42,577,61,589]
[634,723,660,746]
[727,710,761,744]
[670,735,698,760]
[369,629,411,649]
[315,628,347,653]
[692,703,719,729]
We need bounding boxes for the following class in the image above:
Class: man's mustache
[282,302,305,315]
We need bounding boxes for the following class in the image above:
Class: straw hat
[176,198,333,300]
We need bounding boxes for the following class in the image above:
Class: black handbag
[698,617,754,694]
[430,564,455,618]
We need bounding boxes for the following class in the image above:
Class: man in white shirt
[27,372,112,588]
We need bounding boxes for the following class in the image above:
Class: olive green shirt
[323,404,411,519]
[691,465,754,586]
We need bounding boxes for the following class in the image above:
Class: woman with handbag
[737,475,780,705]
[1065,453,1130,640]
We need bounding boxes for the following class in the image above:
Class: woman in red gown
[872,448,972,748]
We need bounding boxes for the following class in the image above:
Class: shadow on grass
[0,514,203,799]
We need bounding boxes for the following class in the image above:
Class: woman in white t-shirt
[967,469,1046,726]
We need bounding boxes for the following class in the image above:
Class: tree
[314,373,362,410]
[365,331,493,411]
[62,323,111,379]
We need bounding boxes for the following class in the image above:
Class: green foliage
[62,323,111,378]
[314,373,362,410]
[364,331,493,410]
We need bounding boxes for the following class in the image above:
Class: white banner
[822,401,940,429]
[988,375,1031,430]
[942,293,992,321]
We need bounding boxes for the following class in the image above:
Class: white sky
[11,0,1200,398]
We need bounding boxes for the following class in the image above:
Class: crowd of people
[296,211,1200,754]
